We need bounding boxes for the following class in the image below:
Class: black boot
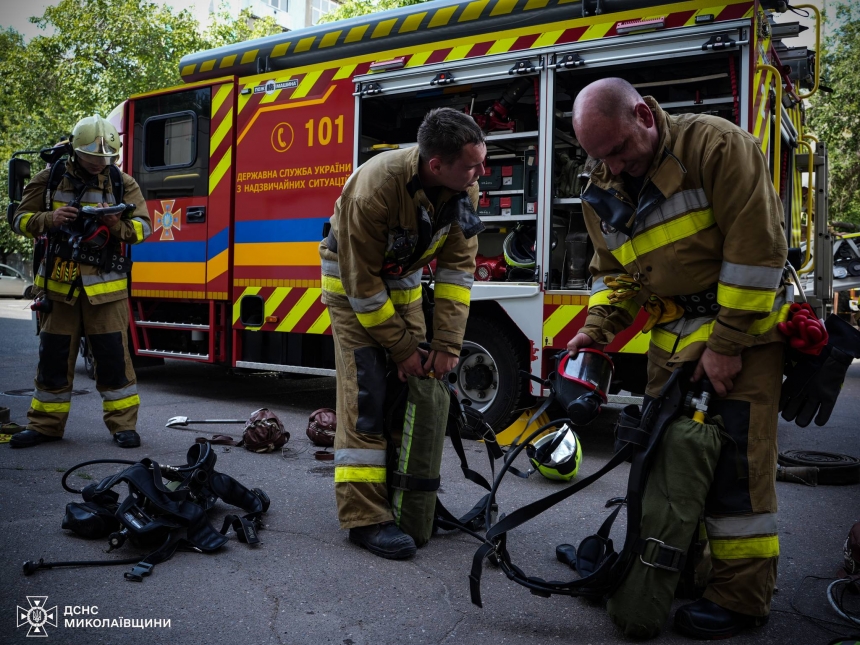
[113,430,141,448]
[10,429,62,448]
[349,522,416,560]
[674,598,768,640]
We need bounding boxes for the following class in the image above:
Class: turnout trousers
[28,297,140,437]
[329,301,426,529]
[647,341,784,617]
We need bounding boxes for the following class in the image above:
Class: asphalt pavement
[1,300,858,644]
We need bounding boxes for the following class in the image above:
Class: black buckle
[391,471,411,491]
[639,538,685,572]
[124,561,153,582]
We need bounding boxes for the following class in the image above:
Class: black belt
[674,285,720,318]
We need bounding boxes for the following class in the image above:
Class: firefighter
[568,78,787,639]
[9,115,152,449]
[319,108,485,559]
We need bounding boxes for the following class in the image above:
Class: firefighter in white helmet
[9,114,152,449]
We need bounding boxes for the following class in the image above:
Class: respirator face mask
[554,349,614,426]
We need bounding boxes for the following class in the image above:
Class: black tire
[448,316,527,432]
[80,338,96,380]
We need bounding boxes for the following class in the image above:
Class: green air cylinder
[607,415,724,639]
[390,376,450,547]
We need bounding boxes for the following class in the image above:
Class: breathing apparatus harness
[23,443,270,582]
[467,361,702,607]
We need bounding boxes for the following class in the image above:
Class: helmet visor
[76,151,116,167]
[559,349,614,396]
[76,135,117,156]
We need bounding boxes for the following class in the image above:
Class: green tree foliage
[0,0,282,265]
[809,2,860,225]
[320,0,428,24]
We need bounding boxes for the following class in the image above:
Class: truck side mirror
[8,157,31,202]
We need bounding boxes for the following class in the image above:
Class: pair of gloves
[604,274,683,332]
[780,313,860,427]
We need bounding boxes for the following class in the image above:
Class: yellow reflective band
[321,275,347,295]
[390,286,422,306]
[717,284,777,313]
[131,219,145,242]
[611,208,715,267]
[434,283,471,306]
[85,278,128,296]
[588,290,639,316]
[651,322,714,353]
[355,299,395,328]
[334,466,387,483]
[103,395,140,412]
[710,535,779,560]
[31,399,71,414]
[35,275,80,297]
[420,234,448,261]
[748,304,791,334]
[16,212,35,237]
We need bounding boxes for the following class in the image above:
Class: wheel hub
[449,341,498,412]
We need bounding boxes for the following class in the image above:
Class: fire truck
[34,0,839,430]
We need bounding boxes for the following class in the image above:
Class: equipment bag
[388,375,450,547]
[607,413,723,638]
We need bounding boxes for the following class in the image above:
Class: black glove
[780,315,860,427]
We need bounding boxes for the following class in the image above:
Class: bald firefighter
[320,108,485,559]
[10,115,152,449]
[568,79,788,639]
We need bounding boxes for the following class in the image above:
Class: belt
[675,285,720,318]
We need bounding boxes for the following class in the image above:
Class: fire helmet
[71,114,120,166]
[503,224,537,268]
[527,425,582,482]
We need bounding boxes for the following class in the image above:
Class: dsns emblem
[17,596,57,637]
[154,200,182,241]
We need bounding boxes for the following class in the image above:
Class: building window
[312,0,338,25]
[143,112,196,169]
[269,0,288,11]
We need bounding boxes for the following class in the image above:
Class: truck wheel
[448,317,526,432]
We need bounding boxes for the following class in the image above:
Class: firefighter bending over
[569,78,787,639]
[319,108,485,559]
[10,115,152,449]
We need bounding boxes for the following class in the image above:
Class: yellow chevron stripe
[219,54,237,69]
[525,0,550,8]
[241,49,258,64]
[212,84,232,116]
[333,64,357,80]
[199,59,216,73]
[345,25,369,43]
[400,12,427,32]
[534,30,564,47]
[372,19,398,38]
[445,44,473,61]
[276,288,321,332]
[210,107,233,155]
[543,304,584,346]
[295,36,316,53]
[582,20,615,40]
[406,51,433,67]
[459,0,488,22]
[246,287,292,333]
[429,5,457,27]
[306,307,331,334]
[209,146,232,195]
[181,64,196,76]
[233,287,262,325]
[490,0,518,16]
[619,330,651,354]
[272,42,290,57]
[292,70,323,99]
[320,30,341,48]
[487,37,517,55]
